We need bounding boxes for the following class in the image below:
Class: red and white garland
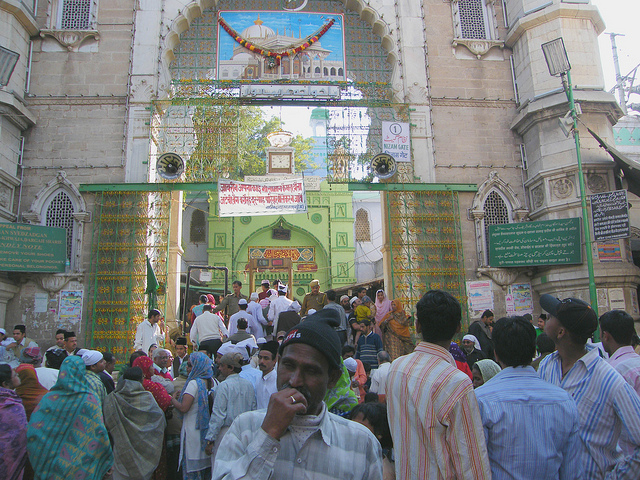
[218,16,335,67]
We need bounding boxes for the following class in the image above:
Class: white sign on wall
[382,121,411,162]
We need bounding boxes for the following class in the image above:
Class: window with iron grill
[459,0,488,39]
[355,208,371,242]
[190,209,206,243]
[46,191,75,261]
[483,191,509,261]
[60,0,92,30]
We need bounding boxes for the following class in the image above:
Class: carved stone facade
[2,0,638,350]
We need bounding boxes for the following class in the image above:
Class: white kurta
[179,380,211,473]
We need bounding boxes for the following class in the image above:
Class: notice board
[489,218,582,267]
[0,223,66,272]
[590,190,630,241]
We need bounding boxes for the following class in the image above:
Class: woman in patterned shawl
[27,355,113,480]
[324,359,358,417]
[379,299,415,360]
[0,364,27,480]
[133,355,173,412]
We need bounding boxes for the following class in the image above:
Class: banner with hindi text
[218,178,307,217]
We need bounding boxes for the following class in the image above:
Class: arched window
[483,191,509,263]
[45,190,75,263]
[355,208,371,242]
[323,67,328,76]
[190,209,206,243]
[470,172,528,267]
[330,67,336,76]
[315,67,321,74]
[338,68,344,76]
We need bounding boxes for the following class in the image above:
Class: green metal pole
[564,71,599,329]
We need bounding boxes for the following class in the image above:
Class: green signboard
[489,218,582,267]
[0,223,66,272]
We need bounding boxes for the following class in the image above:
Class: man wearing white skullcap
[82,350,107,406]
[247,292,268,338]
[461,334,486,370]
[268,284,293,334]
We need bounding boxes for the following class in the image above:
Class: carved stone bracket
[452,39,504,59]
[35,273,83,294]
[40,29,100,52]
[477,267,532,290]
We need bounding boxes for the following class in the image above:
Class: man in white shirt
[268,285,293,334]
[247,292,269,338]
[191,304,229,355]
[5,325,39,367]
[600,309,640,395]
[255,341,279,409]
[228,300,255,337]
[134,309,165,353]
[369,350,392,401]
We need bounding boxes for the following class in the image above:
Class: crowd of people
[2,278,640,480]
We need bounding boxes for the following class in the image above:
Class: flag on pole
[145,255,159,310]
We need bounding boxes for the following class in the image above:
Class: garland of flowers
[218,16,335,67]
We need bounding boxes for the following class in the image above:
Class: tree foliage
[187,105,315,181]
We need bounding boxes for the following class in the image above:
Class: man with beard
[255,341,279,409]
[212,309,383,480]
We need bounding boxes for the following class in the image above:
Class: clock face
[371,153,397,179]
[157,153,185,180]
[271,154,291,169]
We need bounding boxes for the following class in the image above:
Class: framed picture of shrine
[216,11,347,82]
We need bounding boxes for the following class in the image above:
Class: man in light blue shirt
[539,295,640,480]
[475,315,585,480]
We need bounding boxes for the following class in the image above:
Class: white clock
[271,154,291,169]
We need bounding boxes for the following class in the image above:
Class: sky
[591,0,640,92]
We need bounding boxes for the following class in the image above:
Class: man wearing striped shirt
[539,294,640,480]
[475,316,585,479]
[386,290,491,480]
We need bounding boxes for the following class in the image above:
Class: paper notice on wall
[58,290,83,332]
[466,280,493,315]
[608,288,626,310]
[508,283,533,315]
[218,179,307,217]
[34,293,48,313]
[382,121,411,162]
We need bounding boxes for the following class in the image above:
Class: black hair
[536,333,556,355]
[538,313,547,321]
[364,392,379,403]
[600,310,638,346]
[356,287,367,295]
[148,309,161,319]
[55,329,66,336]
[362,319,371,327]
[232,280,242,287]
[362,361,372,373]
[350,402,393,449]
[326,289,337,302]
[416,290,461,343]
[239,303,248,310]
[0,364,12,387]
[200,295,208,303]
[64,331,76,339]
[129,351,147,367]
[237,318,248,329]
[481,310,494,319]
[122,366,144,382]
[103,352,115,363]
[14,325,26,334]
[342,345,356,356]
[203,304,212,312]
[493,316,536,367]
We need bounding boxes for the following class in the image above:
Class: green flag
[146,256,159,310]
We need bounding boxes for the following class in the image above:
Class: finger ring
[290,395,296,404]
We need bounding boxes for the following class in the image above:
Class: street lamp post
[542,38,599,321]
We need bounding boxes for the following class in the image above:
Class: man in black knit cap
[212,309,383,480]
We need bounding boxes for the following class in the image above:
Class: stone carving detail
[0,189,10,208]
[631,226,640,239]
[587,174,608,193]
[476,267,522,290]
[553,178,574,199]
[40,30,100,52]
[531,185,544,209]
[451,39,504,59]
